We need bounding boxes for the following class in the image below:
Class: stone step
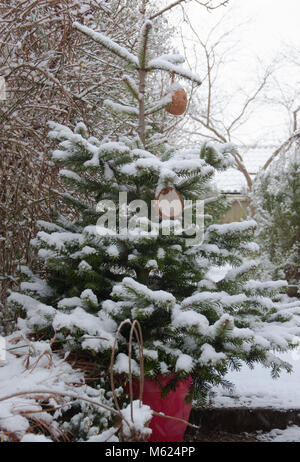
[185,407,300,438]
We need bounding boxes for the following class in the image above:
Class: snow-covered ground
[258,425,300,442]
[207,265,300,410]
[211,351,300,409]
[209,341,300,441]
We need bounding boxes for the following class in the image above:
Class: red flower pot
[131,375,192,442]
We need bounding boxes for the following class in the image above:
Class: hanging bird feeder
[165,74,187,116]
[154,186,184,219]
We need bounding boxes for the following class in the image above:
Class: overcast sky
[169,0,300,146]
[227,0,300,54]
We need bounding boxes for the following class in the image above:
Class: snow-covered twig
[73,22,138,68]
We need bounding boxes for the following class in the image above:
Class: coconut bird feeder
[165,75,187,116]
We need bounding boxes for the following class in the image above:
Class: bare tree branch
[177,8,278,194]
[293,105,300,132]
[150,0,229,20]
[195,0,229,10]
[227,69,272,133]
[190,114,227,142]
[150,0,187,20]
[263,131,300,171]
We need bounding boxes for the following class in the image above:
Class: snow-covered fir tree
[7,17,300,439]
[252,135,300,295]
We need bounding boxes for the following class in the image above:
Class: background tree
[171,7,278,193]
[251,137,300,295]
[165,4,300,203]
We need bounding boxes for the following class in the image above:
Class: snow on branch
[123,76,140,100]
[73,22,138,68]
[138,20,153,69]
[158,54,186,65]
[145,93,173,115]
[73,21,201,86]
[147,57,202,85]
[104,99,139,117]
[112,277,176,310]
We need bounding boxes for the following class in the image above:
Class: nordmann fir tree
[8,19,300,426]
